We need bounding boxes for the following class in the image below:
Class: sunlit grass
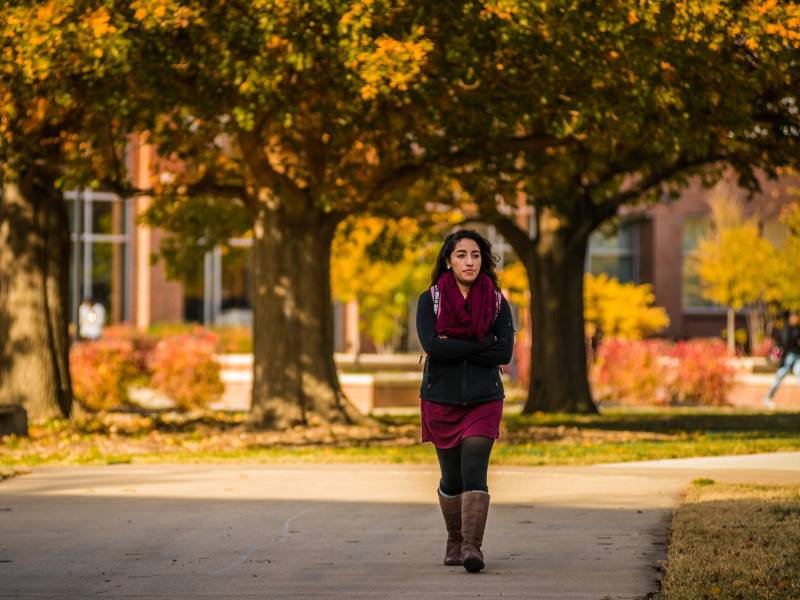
[656,481,800,599]
[1,406,798,471]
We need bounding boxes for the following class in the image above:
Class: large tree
[0,1,131,420]
[127,1,545,427]
[124,0,800,422]
[440,0,800,412]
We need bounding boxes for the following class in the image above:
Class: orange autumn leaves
[0,2,130,154]
[339,0,432,101]
[352,33,432,101]
[3,3,123,74]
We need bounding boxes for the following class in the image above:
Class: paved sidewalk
[1,452,798,599]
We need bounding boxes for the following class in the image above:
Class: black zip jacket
[779,324,800,365]
[416,289,515,407]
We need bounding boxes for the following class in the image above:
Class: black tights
[435,435,494,494]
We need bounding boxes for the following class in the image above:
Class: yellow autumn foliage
[772,202,800,310]
[497,261,668,340]
[331,213,460,351]
[690,194,780,310]
[338,1,432,101]
[497,261,529,309]
[584,273,670,340]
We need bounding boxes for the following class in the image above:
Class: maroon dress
[420,398,503,449]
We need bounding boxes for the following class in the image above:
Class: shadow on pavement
[1,470,668,600]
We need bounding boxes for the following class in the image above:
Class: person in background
[78,296,106,341]
[764,311,800,409]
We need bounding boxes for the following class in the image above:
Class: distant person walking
[416,229,515,573]
[764,311,800,409]
[78,296,106,340]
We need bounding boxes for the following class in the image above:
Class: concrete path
[1,452,798,600]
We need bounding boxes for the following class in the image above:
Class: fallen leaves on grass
[3,410,799,469]
[1,411,421,466]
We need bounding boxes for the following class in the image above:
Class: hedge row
[592,338,735,406]
[70,326,223,412]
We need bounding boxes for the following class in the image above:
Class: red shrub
[70,338,142,411]
[102,325,159,373]
[148,328,224,410]
[592,339,672,405]
[592,338,735,406]
[669,339,734,406]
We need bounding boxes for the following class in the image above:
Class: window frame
[65,189,133,327]
[586,220,639,283]
[200,237,254,325]
[681,216,725,313]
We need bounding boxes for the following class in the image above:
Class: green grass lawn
[1,406,799,470]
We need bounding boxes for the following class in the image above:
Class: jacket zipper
[462,360,467,405]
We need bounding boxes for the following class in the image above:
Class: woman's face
[446,238,482,287]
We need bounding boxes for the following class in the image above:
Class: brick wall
[644,171,800,340]
[148,228,184,324]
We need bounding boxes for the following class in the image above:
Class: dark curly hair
[430,229,500,290]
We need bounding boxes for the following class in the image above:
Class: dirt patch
[501,423,682,445]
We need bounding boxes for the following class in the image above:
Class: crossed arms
[415,291,515,365]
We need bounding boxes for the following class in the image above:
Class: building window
[218,241,253,325]
[183,238,253,326]
[761,219,789,248]
[587,221,637,283]
[681,217,716,310]
[182,258,205,323]
[65,189,133,328]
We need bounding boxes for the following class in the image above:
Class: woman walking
[416,229,515,573]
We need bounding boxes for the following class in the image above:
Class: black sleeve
[781,326,791,351]
[416,291,495,360]
[466,297,515,365]
[791,327,800,352]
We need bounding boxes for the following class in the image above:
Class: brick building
[65,138,798,348]
[617,174,795,340]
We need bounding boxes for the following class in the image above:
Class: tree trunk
[746,305,763,356]
[490,206,599,414]
[522,226,598,414]
[0,166,72,420]
[727,307,736,356]
[249,202,367,428]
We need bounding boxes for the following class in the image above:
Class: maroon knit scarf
[434,270,496,341]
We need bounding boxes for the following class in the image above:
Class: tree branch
[591,152,726,226]
[183,171,248,200]
[464,184,536,259]
[237,130,310,208]
[365,133,573,204]
[97,179,149,198]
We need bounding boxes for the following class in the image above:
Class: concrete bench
[213,354,428,412]
[0,404,28,437]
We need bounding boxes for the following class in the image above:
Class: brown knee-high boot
[461,490,490,573]
[437,489,464,565]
